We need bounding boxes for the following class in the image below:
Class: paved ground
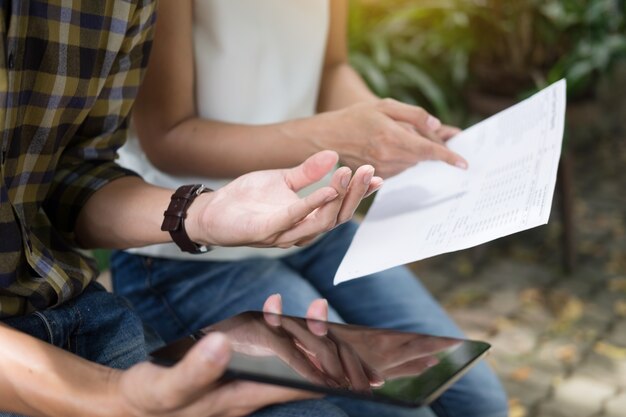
[411,72,626,417]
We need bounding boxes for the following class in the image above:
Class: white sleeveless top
[118,0,330,260]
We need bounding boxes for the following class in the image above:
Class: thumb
[156,332,231,406]
[285,150,339,191]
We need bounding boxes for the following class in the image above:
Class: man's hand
[187,150,382,248]
[312,99,467,179]
[114,296,329,417]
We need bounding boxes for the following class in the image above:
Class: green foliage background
[348,0,626,125]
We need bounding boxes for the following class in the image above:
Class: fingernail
[341,171,350,189]
[267,294,282,314]
[455,160,468,170]
[363,169,374,185]
[325,378,341,388]
[369,371,386,387]
[201,332,229,366]
[427,116,441,130]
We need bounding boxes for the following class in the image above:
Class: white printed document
[334,80,567,284]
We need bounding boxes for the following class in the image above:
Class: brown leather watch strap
[161,184,212,254]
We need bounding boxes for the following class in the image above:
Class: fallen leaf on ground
[555,345,579,363]
[508,398,527,417]
[594,342,626,360]
[614,300,626,317]
[609,278,626,293]
[510,366,533,382]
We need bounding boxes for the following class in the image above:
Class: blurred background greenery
[348,0,626,126]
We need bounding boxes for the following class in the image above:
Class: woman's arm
[135,0,465,180]
[317,0,379,111]
[132,0,324,178]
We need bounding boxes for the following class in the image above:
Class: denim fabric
[250,400,348,417]
[0,283,355,417]
[112,221,508,417]
[0,282,148,417]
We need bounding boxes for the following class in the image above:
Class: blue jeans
[0,282,351,417]
[112,221,508,417]
[0,282,147,417]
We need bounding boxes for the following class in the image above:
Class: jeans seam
[144,257,191,336]
[32,311,54,345]
[68,305,84,355]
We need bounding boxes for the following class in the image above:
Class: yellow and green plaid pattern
[0,0,155,317]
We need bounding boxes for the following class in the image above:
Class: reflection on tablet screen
[151,311,490,408]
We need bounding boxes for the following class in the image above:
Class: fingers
[333,341,372,393]
[426,141,468,170]
[377,98,441,134]
[390,124,468,170]
[376,100,468,171]
[306,299,329,336]
[435,124,462,142]
[263,293,283,314]
[185,379,321,417]
[284,150,339,191]
[263,294,283,327]
[336,165,374,224]
[273,164,378,246]
[271,186,339,235]
[364,176,383,198]
[273,167,352,243]
[152,332,231,407]
[306,299,328,321]
[280,318,346,386]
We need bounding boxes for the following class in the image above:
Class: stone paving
[411,74,626,417]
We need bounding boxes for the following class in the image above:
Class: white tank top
[118,0,330,260]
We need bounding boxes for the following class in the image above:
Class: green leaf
[350,52,390,97]
[394,60,450,120]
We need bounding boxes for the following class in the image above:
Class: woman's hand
[312,99,467,179]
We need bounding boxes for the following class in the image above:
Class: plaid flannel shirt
[0,0,155,317]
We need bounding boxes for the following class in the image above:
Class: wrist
[184,190,216,247]
[161,184,214,253]
[280,114,330,156]
[103,369,133,417]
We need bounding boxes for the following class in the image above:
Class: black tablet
[150,311,490,408]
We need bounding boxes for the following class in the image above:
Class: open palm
[196,151,382,248]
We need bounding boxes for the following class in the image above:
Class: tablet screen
[150,311,490,408]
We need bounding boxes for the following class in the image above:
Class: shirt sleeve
[44,1,156,238]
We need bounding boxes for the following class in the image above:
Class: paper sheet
[334,80,567,284]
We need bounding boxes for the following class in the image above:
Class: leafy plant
[348,0,626,118]
[349,0,474,123]
[460,0,626,98]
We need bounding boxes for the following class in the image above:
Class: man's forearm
[0,324,122,417]
[74,177,174,249]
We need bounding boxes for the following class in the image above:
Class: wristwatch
[161,184,213,254]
